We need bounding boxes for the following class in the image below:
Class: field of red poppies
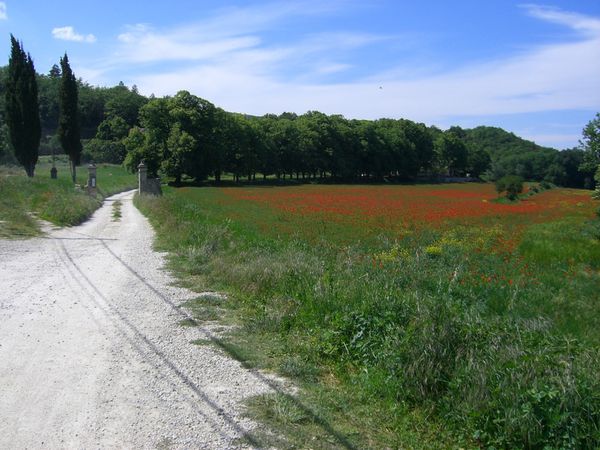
[223,183,591,221]
[217,183,595,246]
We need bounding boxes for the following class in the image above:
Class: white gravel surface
[0,190,280,449]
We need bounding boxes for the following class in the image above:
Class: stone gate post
[138,161,147,194]
[87,163,97,197]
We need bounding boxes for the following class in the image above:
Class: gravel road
[0,190,278,449]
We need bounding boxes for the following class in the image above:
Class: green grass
[178,318,199,327]
[112,200,123,221]
[0,156,137,238]
[136,185,600,449]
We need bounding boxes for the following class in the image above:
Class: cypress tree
[58,53,82,183]
[5,35,41,177]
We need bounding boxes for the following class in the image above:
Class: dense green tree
[219,114,259,182]
[96,115,129,141]
[400,120,434,172]
[579,113,600,169]
[83,115,130,164]
[124,91,216,182]
[38,68,61,136]
[263,115,300,179]
[594,166,600,199]
[123,127,161,177]
[123,97,171,177]
[447,125,467,140]
[165,91,216,181]
[543,163,567,186]
[434,132,468,176]
[164,124,196,184]
[0,123,13,163]
[354,120,388,179]
[83,138,126,164]
[297,111,333,179]
[78,83,108,138]
[252,115,278,180]
[58,53,82,182]
[329,115,360,179]
[5,35,41,177]
[467,146,491,178]
[104,82,148,126]
[376,119,416,178]
[555,148,590,188]
[579,113,600,190]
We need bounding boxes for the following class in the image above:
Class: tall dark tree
[58,53,82,182]
[5,35,41,177]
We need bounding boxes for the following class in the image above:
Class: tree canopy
[579,113,600,172]
[58,53,82,182]
[5,35,40,177]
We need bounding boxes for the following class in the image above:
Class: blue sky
[1,1,599,149]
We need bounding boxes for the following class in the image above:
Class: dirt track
[0,190,276,449]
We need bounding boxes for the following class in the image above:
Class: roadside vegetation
[0,156,136,237]
[137,183,600,449]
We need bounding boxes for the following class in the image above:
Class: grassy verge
[0,156,137,238]
[112,200,123,221]
[136,186,600,449]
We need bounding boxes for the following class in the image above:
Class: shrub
[496,175,524,200]
[539,180,556,190]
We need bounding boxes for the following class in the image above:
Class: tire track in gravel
[54,236,260,446]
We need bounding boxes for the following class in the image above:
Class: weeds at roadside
[178,318,198,327]
[190,339,212,346]
[112,200,122,221]
[182,296,226,322]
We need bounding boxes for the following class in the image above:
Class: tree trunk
[71,160,76,183]
[25,163,35,178]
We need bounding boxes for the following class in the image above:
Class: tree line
[120,91,598,189]
[1,36,598,189]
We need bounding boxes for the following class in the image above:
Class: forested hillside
[0,64,594,188]
[464,126,593,187]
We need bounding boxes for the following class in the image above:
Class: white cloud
[115,24,260,63]
[132,5,600,121]
[0,2,7,20]
[111,3,369,65]
[521,3,600,36]
[52,26,97,43]
[314,63,353,75]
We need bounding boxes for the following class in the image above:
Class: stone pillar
[138,161,147,194]
[87,163,97,197]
